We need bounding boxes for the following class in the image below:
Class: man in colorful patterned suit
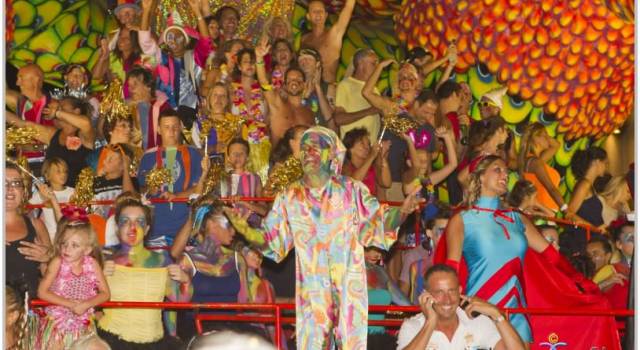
[229,126,422,349]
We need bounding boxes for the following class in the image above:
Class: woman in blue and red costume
[436,155,621,349]
[444,155,544,343]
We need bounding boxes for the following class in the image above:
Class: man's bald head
[17,63,44,92]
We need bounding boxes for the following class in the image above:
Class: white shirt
[397,308,501,350]
[29,186,75,241]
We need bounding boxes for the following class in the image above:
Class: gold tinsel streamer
[145,168,173,193]
[263,156,302,195]
[70,167,96,208]
[6,126,39,151]
[154,0,294,44]
[202,162,229,197]
[100,78,132,124]
[381,112,419,137]
[200,114,245,145]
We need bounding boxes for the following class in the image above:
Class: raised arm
[45,100,95,148]
[314,72,336,131]
[435,45,457,91]
[6,89,20,111]
[332,0,356,39]
[362,59,396,113]
[91,39,111,83]
[428,128,458,185]
[254,37,278,104]
[6,110,56,144]
[188,0,210,39]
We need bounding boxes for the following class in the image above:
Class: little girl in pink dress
[36,217,110,349]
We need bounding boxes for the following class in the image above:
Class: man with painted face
[139,0,212,128]
[227,126,423,349]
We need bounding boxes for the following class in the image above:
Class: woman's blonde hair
[599,176,630,207]
[463,155,505,207]
[53,220,103,267]
[517,122,547,176]
[206,82,231,113]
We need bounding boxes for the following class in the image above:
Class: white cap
[481,86,508,110]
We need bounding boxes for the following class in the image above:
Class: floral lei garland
[231,81,265,123]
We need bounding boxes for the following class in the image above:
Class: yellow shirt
[98,266,168,343]
[592,264,616,285]
[336,77,381,145]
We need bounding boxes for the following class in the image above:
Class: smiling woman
[443,155,554,344]
[5,162,52,296]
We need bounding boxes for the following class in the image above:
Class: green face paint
[299,126,346,188]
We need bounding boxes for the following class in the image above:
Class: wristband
[560,203,568,212]
[197,16,203,21]
[256,61,265,66]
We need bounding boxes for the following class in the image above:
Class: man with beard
[255,41,325,146]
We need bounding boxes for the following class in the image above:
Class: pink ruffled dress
[36,256,100,349]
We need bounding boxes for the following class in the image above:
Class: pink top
[345,162,377,196]
[45,256,100,333]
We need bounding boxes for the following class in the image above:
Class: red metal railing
[30,300,633,349]
[24,196,603,248]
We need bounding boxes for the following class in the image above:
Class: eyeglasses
[621,233,634,243]
[5,180,24,189]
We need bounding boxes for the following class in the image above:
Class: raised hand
[379,58,395,69]
[255,36,271,59]
[418,291,438,326]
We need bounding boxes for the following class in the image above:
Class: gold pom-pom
[6,126,39,151]
[199,114,244,146]
[145,168,173,193]
[70,168,96,208]
[100,78,132,124]
[381,111,419,137]
[202,162,229,197]
[263,156,302,195]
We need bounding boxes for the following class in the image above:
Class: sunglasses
[478,100,498,108]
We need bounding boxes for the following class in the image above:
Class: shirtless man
[300,0,356,93]
[255,42,316,146]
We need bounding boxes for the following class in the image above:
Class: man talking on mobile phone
[397,264,525,350]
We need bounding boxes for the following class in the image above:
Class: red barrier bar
[30,300,634,316]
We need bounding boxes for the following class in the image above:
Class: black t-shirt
[6,217,42,296]
[93,176,139,217]
[45,129,91,187]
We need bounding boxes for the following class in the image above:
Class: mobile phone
[459,299,481,318]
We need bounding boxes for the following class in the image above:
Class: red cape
[434,230,621,349]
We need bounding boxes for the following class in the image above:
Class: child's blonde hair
[6,285,31,350]
[53,219,103,267]
[42,157,68,183]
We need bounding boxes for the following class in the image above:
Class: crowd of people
[4,0,634,349]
